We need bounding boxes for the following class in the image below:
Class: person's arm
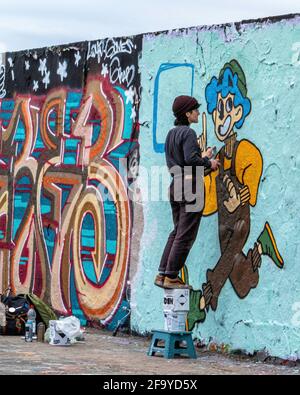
[183,129,211,168]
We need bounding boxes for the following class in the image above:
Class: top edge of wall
[1,12,300,57]
[144,12,300,37]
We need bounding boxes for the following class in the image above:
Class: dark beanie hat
[172,95,200,118]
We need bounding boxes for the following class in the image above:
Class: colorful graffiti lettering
[0,37,141,326]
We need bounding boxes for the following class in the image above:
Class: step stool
[148,330,197,359]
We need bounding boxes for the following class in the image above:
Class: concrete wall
[133,14,300,360]
[0,38,142,327]
[1,14,300,358]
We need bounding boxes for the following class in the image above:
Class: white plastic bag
[55,316,81,339]
[44,327,51,343]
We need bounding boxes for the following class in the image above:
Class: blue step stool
[148,330,197,359]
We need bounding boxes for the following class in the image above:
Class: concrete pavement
[0,328,299,375]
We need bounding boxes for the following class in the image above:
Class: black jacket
[165,125,211,178]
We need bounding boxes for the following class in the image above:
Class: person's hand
[210,158,220,171]
[202,147,213,159]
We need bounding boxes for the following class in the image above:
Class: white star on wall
[25,61,30,71]
[7,57,14,81]
[74,51,81,67]
[130,107,136,121]
[38,58,47,76]
[33,80,39,92]
[43,70,50,89]
[101,63,109,78]
[57,61,68,82]
[125,86,135,104]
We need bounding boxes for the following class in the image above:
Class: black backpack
[0,293,30,335]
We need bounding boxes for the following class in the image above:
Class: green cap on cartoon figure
[218,59,247,98]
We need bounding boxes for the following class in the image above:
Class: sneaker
[154,274,165,288]
[163,276,193,289]
[257,222,284,269]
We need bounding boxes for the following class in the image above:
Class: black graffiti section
[3,36,142,96]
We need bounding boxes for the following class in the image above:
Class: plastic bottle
[25,320,33,342]
[27,305,36,337]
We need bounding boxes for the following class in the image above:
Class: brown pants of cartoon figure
[205,216,259,311]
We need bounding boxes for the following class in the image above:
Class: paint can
[164,311,187,332]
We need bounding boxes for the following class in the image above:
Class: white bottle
[27,305,36,337]
[25,321,33,342]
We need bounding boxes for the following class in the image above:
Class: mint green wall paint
[131,15,300,359]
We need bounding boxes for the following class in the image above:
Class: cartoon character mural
[187,60,284,330]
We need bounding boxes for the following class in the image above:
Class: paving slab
[0,329,299,375]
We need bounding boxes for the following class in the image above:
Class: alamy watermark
[95,159,205,213]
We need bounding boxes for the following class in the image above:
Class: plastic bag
[44,327,51,343]
[55,316,81,339]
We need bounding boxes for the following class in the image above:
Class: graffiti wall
[132,14,300,360]
[1,14,300,358]
[0,37,142,326]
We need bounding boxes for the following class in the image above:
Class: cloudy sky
[0,0,299,52]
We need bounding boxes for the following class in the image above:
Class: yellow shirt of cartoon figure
[203,139,263,216]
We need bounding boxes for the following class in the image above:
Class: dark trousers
[158,181,202,276]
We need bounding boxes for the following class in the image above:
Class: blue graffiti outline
[152,63,195,153]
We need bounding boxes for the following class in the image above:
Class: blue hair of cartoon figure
[205,67,251,129]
